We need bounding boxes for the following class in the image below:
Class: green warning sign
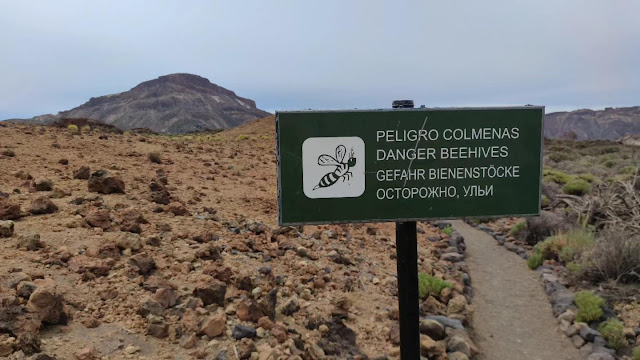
[277,107,544,225]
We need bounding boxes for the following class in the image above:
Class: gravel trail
[452,220,582,360]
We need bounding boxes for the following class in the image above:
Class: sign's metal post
[396,220,420,359]
[392,100,420,359]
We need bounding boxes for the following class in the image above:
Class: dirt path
[452,220,582,360]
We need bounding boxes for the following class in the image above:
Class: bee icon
[313,145,356,190]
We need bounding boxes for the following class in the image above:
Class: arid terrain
[0,118,472,360]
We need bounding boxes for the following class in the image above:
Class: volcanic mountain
[12,73,270,134]
[544,106,640,140]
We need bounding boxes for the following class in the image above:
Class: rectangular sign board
[276,107,544,225]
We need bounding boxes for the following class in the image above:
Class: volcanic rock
[73,166,91,180]
[0,220,14,238]
[28,197,58,215]
[27,286,67,325]
[33,179,53,192]
[199,313,226,337]
[88,170,125,194]
[0,198,22,220]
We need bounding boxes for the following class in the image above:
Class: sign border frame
[276,106,545,226]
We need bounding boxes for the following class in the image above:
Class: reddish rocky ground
[0,118,471,359]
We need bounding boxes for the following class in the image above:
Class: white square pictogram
[302,136,365,199]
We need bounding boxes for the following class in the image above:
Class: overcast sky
[1,0,639,119]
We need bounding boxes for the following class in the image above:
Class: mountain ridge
[9,73,270,134]
[543,106,640,140]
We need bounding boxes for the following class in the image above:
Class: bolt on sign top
[276,106,544,225]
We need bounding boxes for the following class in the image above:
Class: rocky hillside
[0,118,475,359]
[10,74,270,134]
[544,106,640,140]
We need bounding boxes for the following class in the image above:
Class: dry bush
[148,152,163,164]
[584,230,640,283]
[555,177,639,233]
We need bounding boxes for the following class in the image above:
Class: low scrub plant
[441,226,454,236]
[566,261,584,276]
[541,195,551,207]
[418,273,452,300]
[549,152,572,163]
[574,290,604,323]
[576,173,596,183]
[510,220,527,236]
[620,166,638,175]
[562,179,591,196]
[585,230,640,283]
[80,125,91,133]
[634,347,640,360]
[67,124,79,133]
[148,152,163,164]
[598,318,627,349]
[543,169,573,185]
[534,228,594,264]
[236,134,250,141]
[527,253,543,270]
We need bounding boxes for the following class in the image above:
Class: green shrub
[559,246,576,263]
[633,347,640,360]
[236,134,250,141]
[563,179,591,196]
[566,261,584,275]
[598,146,620,155]
[576,173,596,183]
[543,169,573,185]
[536,239,562,260]
[510,220,527,236]
[603,159,618,168]
[620,166,638,175]
[535,229,595,264]
[68,124,79,133]
[80,125,91,133]
[549,152,572,162]
[418,273,452,300]
[441,226,454,236]
[527,253,543,270]
[574,290,604,323]
[541,195,551,207]
[598,318,627,349]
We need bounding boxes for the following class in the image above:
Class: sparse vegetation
[548,152,572,163]
[543,169,573,185]
[527,253,543,270]
[574,290,604,323]
[81,125,91,134]
[633,346,640,360]
[533,228,594,264]
[541,195,551,207]
[236,134,250,141]
[418,273,452,299]
[510,220,526,236]
[566,261,584,275]
[598,318,627,349]
[584,230,640,283]
[67,124,79,133]
[562,179,591,195]
[148,151,163,164]
[442,226,454,236]
[620,166,638,175]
